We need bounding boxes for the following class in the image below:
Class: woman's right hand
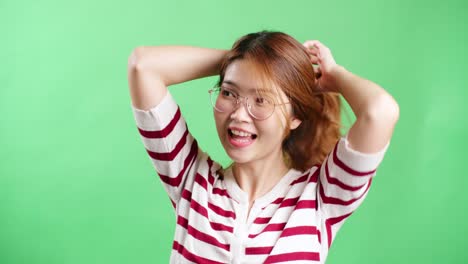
[303,40,342,93]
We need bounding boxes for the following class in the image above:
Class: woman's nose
[230,98,252,122]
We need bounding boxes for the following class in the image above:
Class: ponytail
[283,92,342,172]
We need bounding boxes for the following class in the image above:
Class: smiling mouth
[228,129,258,140]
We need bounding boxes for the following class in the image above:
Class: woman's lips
[227,128,257,148]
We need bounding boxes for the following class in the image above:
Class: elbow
[366,94,400,124]
[127,46,147,71]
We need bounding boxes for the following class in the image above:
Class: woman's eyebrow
[222,80,238,87]
[222,80,273,94]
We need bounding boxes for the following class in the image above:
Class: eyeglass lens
[210,87,275,120]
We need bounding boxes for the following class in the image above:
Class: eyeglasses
[208,86,290,120]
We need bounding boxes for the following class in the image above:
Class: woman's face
[214,59,301,165]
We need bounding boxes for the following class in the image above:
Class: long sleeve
[131,91,200,208]
[317,132,390,249]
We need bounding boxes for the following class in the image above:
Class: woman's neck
[231,151,290,205]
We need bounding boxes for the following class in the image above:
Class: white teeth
[231,129,252,137]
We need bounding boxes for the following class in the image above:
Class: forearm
[329,65,399,120]
[304,39,399,152]
[127,46,227,110]
[130,46,228,86]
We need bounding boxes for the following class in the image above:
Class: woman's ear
[289,117,302,130]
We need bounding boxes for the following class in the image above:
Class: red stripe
[325,157,367,191]
[181,189,193,201]
[249,223,286,238]
[265,252,320,263]
[212,188,231,198]
[271,197,283,204]
[265,196,301,210]
[138,108,181,138]
[295,200,316,209]
[208,202,236,219]
[193,157,216,193]
[189,195,209,218]
[146,129,189,161]
[309,167,319,183]
[181,189,208,218]
[280,225,318,238]
[195,173,208,190]
[181,190,234,233]
[325,212,352,248]
[210,221,234,233]
[319,178,372,206]
[279,197,300,208]
[245,246,273,255]
[332,142,376,176]
[289,173,309,186]
[158,140,198,187]
[177,216,230,251]
[207,158,215,186]
[193,203,209,218]
[172,240,225,264]
[253,217,271,224]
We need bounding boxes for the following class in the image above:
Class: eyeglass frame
[208,86,291,121]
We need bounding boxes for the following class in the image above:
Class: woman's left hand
[303,40,342,93]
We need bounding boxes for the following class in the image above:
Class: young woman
[127,31,399,263]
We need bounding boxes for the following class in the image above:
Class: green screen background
[2,0,467,263]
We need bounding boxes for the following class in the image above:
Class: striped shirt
[131,91,389,264]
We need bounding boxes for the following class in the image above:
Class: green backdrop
[2,0,467,263]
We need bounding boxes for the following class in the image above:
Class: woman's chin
[226,151,252,164]
[224,146,259,165]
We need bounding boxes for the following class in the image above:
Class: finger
[304,41,324,59]
[309,54,319,64]
[306,47,319,56]
[303,40,320,49]
[313,41,330,56]
[303,40,320,45]
[315,68,322,79]
[312,65,320,75]
[306,40,324,50]
[315,79,322,91]
[308,40,324,48]
[315,42,336,67]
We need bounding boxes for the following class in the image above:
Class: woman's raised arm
[127,46,227,110]
[303,40,399,154]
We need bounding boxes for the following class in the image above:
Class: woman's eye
[255,97,271,106]
[221,88,236,98]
